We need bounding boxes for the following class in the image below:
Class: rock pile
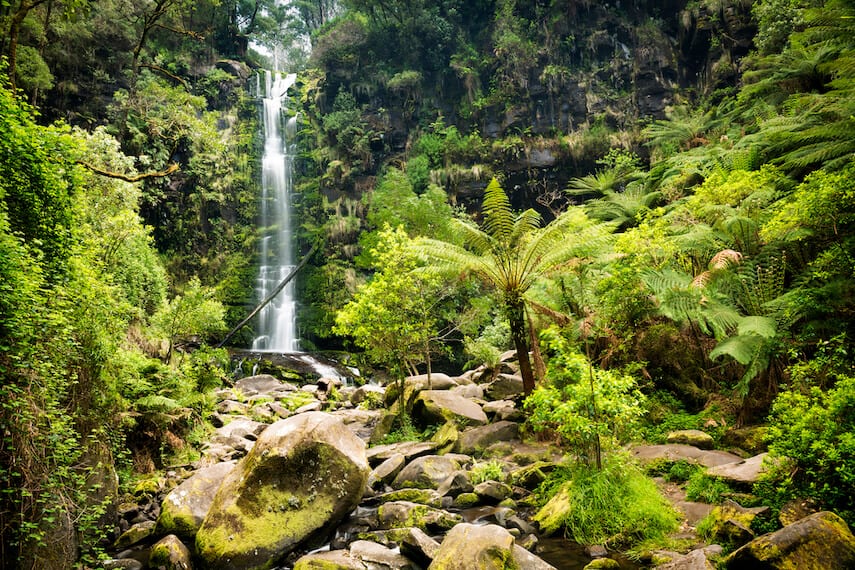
[104,358,855,570]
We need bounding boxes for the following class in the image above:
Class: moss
[583,559,621,569]
[453,492,480,508]
[197,442,367,568]
[432,421,458,454]
[155,504,197,537]
[378,489,441,507]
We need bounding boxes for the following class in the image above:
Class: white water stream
[252,71,300,352]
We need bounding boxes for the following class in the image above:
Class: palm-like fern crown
[414,179,612,301]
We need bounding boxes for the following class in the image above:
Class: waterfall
[252,70,300,352]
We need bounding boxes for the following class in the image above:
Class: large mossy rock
[196,412,370,570]
[157,461,236,538]
[412,390,488,427]
[725,511,855,569]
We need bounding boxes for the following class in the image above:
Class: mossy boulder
[377,501,462,531]
[156,461,236,538]
[195,412,370,570]
[666,430,715,450]
[149,534,193,570]
[384,373,457,409]
[412,390,488,428]
[455,421,519,456]
[725,511,855,569]
[392,454,470,490]
[428,523,554,569]
[583,559,620,569]
[114,520,157,549]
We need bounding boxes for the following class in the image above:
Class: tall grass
[534,452,679,546]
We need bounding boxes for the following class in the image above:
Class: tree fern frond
[737,315,778,338]
[509,208,543,248]
[710,334,762,365]
[481,178,515,241]
[449,218,494,257]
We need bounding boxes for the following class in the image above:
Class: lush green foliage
[335,226,446,378]
[525,327,646,465]
[757,373,855,524]
[534,453,679,546]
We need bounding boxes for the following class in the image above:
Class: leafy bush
[525,328,646,464]
[533,453,679,546]
[470,460,505,484]
[755,374,855,525]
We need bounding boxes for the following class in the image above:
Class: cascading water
[252,70,300,352]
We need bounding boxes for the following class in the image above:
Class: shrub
[525,329,646,464]
[533,453,679,546]
[470,460,505,484]
[755,374,855,525]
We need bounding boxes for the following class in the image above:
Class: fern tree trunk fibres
[507,296,536,395]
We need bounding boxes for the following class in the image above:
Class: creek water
[252,70,300,352]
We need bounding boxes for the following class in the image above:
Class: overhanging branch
[77,161,179,182]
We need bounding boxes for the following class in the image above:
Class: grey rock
[456,421,519,455]
[706,453,769,485]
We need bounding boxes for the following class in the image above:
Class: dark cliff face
[303,1,757,202]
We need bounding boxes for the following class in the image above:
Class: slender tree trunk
[507,297,535,395]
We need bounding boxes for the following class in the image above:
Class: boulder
[372,488,443,508]
[385,374,457,408]
[431,421,459,454]
[149,534,193,570]
[156,461,236,538]
[631,444,743,468]
[666,430,715,450]
[392,454,470,490]
[455,421,519,455]
[350,539,418,569]
[482,400,524,422]
[653,548,716,569]
[412,390,488,427]
[292,550,367,569]
[428,523,554,569]
[234,374,295,395]
[706,453,769,486]
[367,441,438,465]
[368,453,407,489]
[196,412,370,570]
[436,471,474,498]
[114,520,157,549]
[474,480,514,503]
[451,383,484,399]
[485,374,525,401]
[726,511,855,569]
[377,501,462,531]
[399,527,441,566]
[584,559,621,569]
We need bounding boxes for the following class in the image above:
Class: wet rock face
[195,412,370,570]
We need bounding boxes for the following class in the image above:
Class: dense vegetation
[2,0,854,566]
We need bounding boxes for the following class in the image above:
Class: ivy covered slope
[296,0,855,526]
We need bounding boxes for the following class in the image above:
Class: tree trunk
[507,297,535,395]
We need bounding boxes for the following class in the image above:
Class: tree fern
[414,179,613,395]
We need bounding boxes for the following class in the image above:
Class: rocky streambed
[104,358,855,570]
